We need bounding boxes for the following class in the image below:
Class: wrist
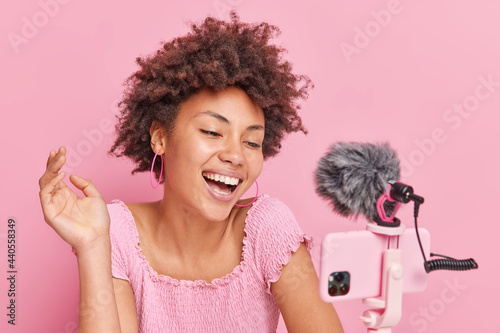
[74,235,111,257]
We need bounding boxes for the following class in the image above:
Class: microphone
[314,141,401,222]
[315,141,478,273]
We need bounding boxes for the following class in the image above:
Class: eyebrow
[195,111,264,131]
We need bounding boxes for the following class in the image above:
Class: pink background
[1,0,499,332]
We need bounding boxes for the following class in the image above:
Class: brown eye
[245,141,261,148]
[200,129,221,137]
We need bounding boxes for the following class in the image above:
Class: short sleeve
[108,201,131,282]
[250,196,313,293]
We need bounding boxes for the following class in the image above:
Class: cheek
[249,156,264,178]
[189,142,222,166]
[170,134,215,159]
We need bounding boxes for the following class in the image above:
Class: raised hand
[39,147,110,254]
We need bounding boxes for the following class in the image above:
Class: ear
[150,120,167,155]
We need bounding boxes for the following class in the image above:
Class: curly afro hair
[110,11,313,181]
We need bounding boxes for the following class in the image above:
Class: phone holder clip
[359,223,405,332]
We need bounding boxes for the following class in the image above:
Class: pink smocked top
[108,194,312,333]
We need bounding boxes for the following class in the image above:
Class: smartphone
[319,228,430,302]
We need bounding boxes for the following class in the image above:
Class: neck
[150,197,236,260]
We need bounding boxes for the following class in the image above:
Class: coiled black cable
[424,254,478,273]
[413,203,478,273]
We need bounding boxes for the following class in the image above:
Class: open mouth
[202,172,242,195]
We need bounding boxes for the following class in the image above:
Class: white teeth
[203,172,240,186]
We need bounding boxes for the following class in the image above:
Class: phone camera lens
[334,272,344,282]
[339,283,350,295]
[328,284,338,296]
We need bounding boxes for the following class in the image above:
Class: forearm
[77,239,121,333]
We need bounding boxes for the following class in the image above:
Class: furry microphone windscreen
[314,142,401,221]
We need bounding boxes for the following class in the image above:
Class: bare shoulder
[231,204,252,231]
[124,201,158,214]
[123,201,159,227]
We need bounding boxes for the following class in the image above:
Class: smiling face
[156,86,265,222]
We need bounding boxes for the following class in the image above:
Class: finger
[39,147,67,190]
[47,147,66,173]
[49,147,66,173]
[39,171,74,224]
[46,149,56,168]
[69,175,103,199]
[39,171,67,217]
[40,150,57,189]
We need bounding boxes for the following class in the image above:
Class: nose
[219,138,245,166]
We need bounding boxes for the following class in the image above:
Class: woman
[39,12,343,332]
